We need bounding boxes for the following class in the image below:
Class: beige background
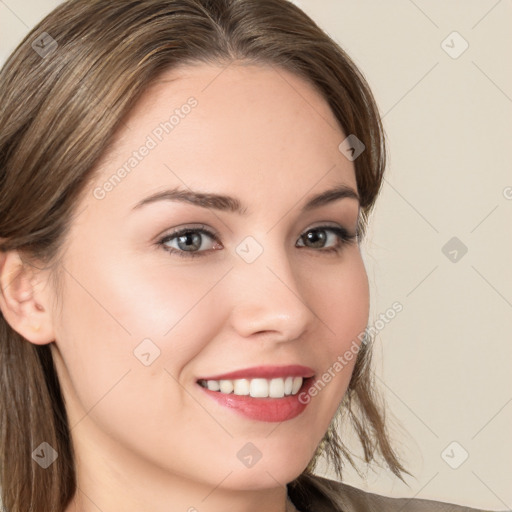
[1,1,511,510]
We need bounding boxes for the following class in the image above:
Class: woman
[0,1,500,511]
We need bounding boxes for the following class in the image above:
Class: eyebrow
[131,184,359,214]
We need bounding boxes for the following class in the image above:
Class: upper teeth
[200,377,304,398]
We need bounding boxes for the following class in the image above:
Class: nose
[226,243,318,343]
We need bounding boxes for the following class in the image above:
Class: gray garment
[287,474,504,512]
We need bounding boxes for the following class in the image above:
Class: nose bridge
[227,234,315,340]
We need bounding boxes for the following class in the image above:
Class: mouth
[195,366,316,423]
[197,375,308,398]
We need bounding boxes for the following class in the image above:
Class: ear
[0,250,56,345]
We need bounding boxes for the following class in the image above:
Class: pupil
[306,229,325,248]
[178,232,201,251]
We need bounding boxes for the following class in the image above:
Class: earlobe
[0,250,55,345]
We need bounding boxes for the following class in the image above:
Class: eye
[158,225,221,259]
[157,224,357,259]
[296,225,357,253]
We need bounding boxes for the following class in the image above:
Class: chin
[221,447,315,491]
[222,468,302,491]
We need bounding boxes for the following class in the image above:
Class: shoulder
[287,473,498,512]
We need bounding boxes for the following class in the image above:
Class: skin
[0,63,369,512]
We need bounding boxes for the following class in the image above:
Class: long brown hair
[0,1,409,510]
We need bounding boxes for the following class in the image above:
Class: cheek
[51,255,227,460]
[301,250,369,406]
[55,250,218,386]
[308,249,369,348]
[53,251,228,396]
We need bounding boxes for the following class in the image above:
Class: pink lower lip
[197,378,314,423]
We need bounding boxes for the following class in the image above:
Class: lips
[197,364,315,381]
[196,365,316,422]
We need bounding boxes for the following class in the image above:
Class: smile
[198,376,304,398]
[196,365,315,422]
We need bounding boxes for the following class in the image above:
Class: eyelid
[305,221,357,235]
[298,220,358,239]
[157,224,215,242]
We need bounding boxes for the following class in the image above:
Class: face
[48,63,369,494]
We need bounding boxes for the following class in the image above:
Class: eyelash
[157,224,358,259]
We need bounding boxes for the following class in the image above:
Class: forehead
[87,62,356,214]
